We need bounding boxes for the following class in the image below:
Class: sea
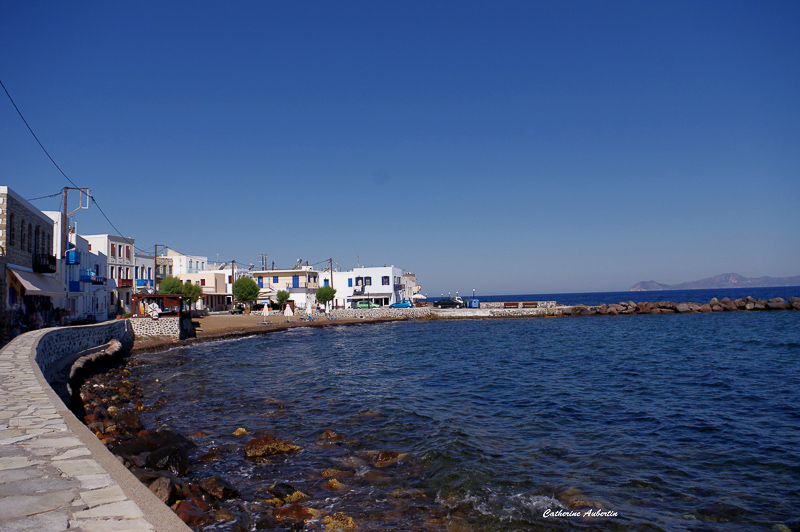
[131,287,800,531]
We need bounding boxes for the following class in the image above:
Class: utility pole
[259,254,269,271]
[231,260,236,309]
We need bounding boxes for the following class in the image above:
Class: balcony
[33,253,57,274]
[65,249,81,265]
[394,284,403,291]
[69,281,82,293]
[79,269,95,282]
[92,276,107,285]
[117,279,133,288]
[136,279,154,287]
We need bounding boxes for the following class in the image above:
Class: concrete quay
[0,327,189,532]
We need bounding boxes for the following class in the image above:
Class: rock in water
[244,434,302,458]
[146,444,191,476]
[200,475,241,501]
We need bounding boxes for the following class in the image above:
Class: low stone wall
[130,317,180,338]
[330,307,432,320]
[478,301,558,309]
[34,319,134,376]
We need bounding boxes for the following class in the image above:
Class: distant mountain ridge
[629,273,800,291]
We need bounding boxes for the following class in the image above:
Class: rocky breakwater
[569,296,800,316]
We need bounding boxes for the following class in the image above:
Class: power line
[1,78,79,189]
[26,191,62,201]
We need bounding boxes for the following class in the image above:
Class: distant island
[629,273,800,291]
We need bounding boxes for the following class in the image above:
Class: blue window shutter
[258,277,263,288]
[348,278,353,287]
[273,276,278,284]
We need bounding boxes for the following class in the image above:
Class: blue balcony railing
[79,269,95,282]
[136,279,154,287]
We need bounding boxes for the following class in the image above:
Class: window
[355,277,363,286]
[365,277,372,286]
[324,279,329,287]
[273,276,278,284]
[8,213,14,246]
[28,224,32,252]
[348,278,353,287]
[168,265,173,275]
[35,227,40,254]
[20,220,26,250]
[135,266,139,279]
[126,246,131,259]
[200,278,205,286]
[126,267,130,279]
[111,245,115,258]
[382,276,390,285]
[88,243,92,251]
[257,277,263,288]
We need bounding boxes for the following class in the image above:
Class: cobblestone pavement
[0,329,188,532]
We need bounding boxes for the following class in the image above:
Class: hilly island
[630,273,800,291]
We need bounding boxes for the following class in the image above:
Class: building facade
[252,266,319,309]
[82,234,135,317]
[320,265,416,308]
[0,187,63,327]
[44,212,108,322]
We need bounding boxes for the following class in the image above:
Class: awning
[349,292,392,300]
[9,269,66,298]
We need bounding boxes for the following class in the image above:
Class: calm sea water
[132,294,800,531]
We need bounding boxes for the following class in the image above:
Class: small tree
[275,290,290,310]
[182,281,203,305]
[158,276,184,295]
[232,277,260,308]
[316,286,336,309]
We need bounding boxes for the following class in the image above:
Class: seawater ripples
[131,311,800,531]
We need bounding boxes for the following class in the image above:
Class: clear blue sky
[2,1,798,295]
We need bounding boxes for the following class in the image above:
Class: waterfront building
[176,271,229,311]
[82,234,136,317]
[0,187,63,320]
[134,254,155,294]
[44,212,108,322]
[319,265,417,308]
[251,264,319,309]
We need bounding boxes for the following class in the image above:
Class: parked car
[434,298,463,309]
[389,300,413,309]
[355,300,380,309]
[230,303,245,314]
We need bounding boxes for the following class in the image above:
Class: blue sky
[2,1,798,295]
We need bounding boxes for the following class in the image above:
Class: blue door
[292,275,299,288]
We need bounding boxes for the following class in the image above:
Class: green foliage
[316,286,336,305]
[158,276,184,295]
[233,277,260,304]
[276,290,290,309]
[182,281,203,303]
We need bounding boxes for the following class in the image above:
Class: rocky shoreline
[569,296,800,316]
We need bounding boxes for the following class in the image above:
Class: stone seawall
[570,296,800,316]
[0,322,189,531]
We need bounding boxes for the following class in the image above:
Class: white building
[319,265,416,308]
[82,234,135,317]
[134,254,155,294]
[251,266,319,310]
[165,248,207,274]
[44,212,108,322]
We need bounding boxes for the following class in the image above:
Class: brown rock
[200,475,240,501]
[174,499,213,527]
[244,435,302,458]
[214,508,235,522]
[319,429,345,441]
[637,302,651,313]
[325,478,344,490]
[149,476,176,505]
[273,504,319,522]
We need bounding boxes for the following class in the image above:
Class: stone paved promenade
[0,328,189,532]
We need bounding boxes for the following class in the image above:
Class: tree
[232,277,260,307]
[316,286,336,308]
[158,276,184,295]
[276,290,290,310]
[182,281,203,304]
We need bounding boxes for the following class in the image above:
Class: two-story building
[134,253,155,294]
[82,234,135,317]
[176,271,229,311]
[252,265,319,310]
[320,265,416,308]
[0,187,63,323]
[44,211,108,322]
